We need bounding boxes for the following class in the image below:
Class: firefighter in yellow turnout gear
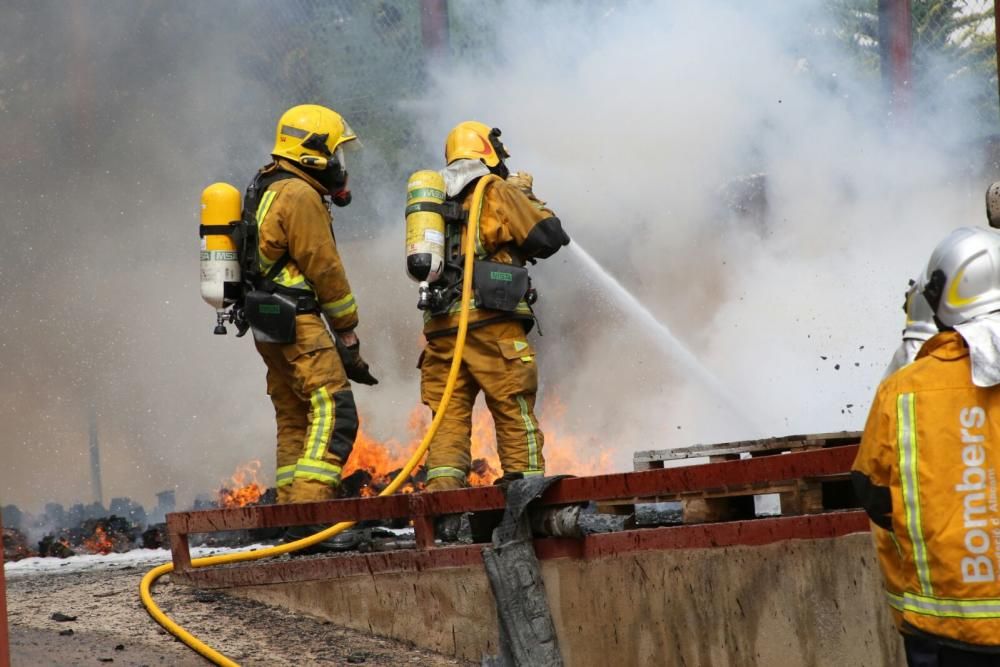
[250,104,377,505]
[413,122,570,492]
[854,227,1000,665]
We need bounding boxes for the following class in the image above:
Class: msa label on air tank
[424,229,444,245]
[201,251,238,261]
[200,251,238,261]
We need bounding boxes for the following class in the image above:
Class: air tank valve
[417,281,432,310]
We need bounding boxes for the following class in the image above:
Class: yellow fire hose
[140,175,500,667]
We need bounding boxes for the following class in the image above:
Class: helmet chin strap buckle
[300,155,330,169]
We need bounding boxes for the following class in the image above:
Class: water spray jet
[568,242,761,433]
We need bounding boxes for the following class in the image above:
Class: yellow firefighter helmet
[271,104,357,165]
[444,121,509,167]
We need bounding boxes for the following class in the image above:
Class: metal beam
[555,511,869,559]
[173,512,870,589]
[168,445,860,574]
[0,514,10,667]
[169,446,856,534]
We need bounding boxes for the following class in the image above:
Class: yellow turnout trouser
[255,314,357,503]
[420,320,544,491]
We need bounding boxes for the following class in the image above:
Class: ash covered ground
[6,551,471,666]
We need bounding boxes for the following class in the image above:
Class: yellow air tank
[405,170,446,284]
[199,183,242,334]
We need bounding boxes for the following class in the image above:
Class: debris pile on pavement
[31,516,141,559]
[3,526,34,560]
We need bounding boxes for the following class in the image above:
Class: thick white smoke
[0,1,993,512]
[408,1,989,464]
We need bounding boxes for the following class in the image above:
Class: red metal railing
[0,514,10,667]
[879,0,912,112]
[420,0,449,60]
[168,445,867,588]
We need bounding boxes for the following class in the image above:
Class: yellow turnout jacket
[853,331,1000,648]
[253,159,358,332]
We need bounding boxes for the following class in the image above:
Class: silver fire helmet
[922,226,1000,328]
[902,276,937,340]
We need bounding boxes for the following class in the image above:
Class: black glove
[335,337,378,385]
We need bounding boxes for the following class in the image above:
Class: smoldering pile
[5,516,157,560]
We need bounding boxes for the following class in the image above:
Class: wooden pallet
[633,431,861,469]
[628,432,861,524]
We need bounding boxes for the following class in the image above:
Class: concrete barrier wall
[228,533,904,666]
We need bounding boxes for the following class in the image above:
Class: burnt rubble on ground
[11,514,157,560]
[2,486,279,560]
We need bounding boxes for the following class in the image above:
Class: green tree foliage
[832,0,998,126]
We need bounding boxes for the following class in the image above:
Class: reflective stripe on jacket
[255,160,358,332]
[853,331,1000,647]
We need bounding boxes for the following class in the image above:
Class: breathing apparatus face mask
[486,128,511,180]
[922,269,953,331]
[300,143,351,206]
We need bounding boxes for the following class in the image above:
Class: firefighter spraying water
[404,121,570,508]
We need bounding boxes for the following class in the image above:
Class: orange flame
[343,407,434,496]
[219,460,265,508]
[83,526,114,555]
[530,396,614,477]
[342,395,611,494]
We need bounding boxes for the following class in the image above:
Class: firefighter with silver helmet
[405,121,569,504]
[245,104,376,506]
[883,274,938,378]
[882,181,1000,380]
[854,226,1000,664]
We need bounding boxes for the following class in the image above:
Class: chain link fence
[833,0,998,124]
[233,1,495,172]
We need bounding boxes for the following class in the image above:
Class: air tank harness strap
[199,225,234,237]
[248,169,299,208]
[256,253,319,314]
[407,199,466,224]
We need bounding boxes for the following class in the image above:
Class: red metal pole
[995,1,1000,121]
[420,0,449,62]
[878,0,913,115]
[0,514,11,667]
